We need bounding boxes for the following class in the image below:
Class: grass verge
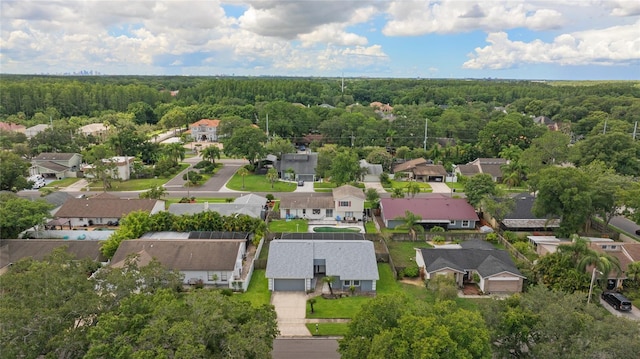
[238,269,271,307]
[226,174,297,192]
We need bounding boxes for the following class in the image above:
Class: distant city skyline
[1,1,639,80]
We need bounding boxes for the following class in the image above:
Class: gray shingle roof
[0,239,106,268]
[55,198,159,218]
[277,153,318,175]
[233,194,267,205]
[33,152,79,161]
[359,160,384,176]
[419,246,523,278]
[332,185,365,200]
[266,240,379,280]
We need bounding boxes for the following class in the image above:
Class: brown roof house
[279,184,365,222]
[31,152,83,179]
[189,119,220,142]
[393,158,447,182]
[380,195,478,230]
[416,240,525,294]
[110,237,248,289]
[0,239,106,275]
[54,196,164,227]
[454,158,508,182]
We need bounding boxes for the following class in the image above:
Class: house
[0,239,106,275]
[276,153,318,182]
[189,119,220,142]
[0,122,26,134]
[415,240,525,294]
[53,195,164,227]
[279,185,365,222]
[25,124,51,139]
[168,194,267,219]
[82,156,135,181]
[110,238,246,288]
[496,193,560,232]
[266,236,379,292]
[533,116,560,131]
[359,159,384,182]
[380,195,478,230]
[393,158,447,182]
[79,123,108,139]
[31,152,83,179]
[454,158,508,182]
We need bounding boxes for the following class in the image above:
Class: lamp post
[587,267,603,304]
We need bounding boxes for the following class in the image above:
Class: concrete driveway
[429,182,453,194]
[271,292,311,337]
[363,182,386,194]
[599,297,640,321]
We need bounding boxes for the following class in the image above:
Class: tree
[463,173,497,209]
[406,181,421,198]
[162,142,186,165]
[159,107,187,130]
[0,151,31,191]
[365,147,393,172]
[365,188,380,208]
[82,144,118,192]
[0,193,53,238]
[201,145,221,165]
[340,295,491,359]
[577,250,621,291]
[570,132,640,176]
[580,161,635,226]
[391,187,405,198]
[519,131,570,173]
[501,160,527,188]
[264,134,296,159]
[223,126,267,166]
[266,167,279,189]
[530,167,593,237]
[237,166,249,190]
[182,170,203,186]
[482,286,640,359]
[322,276,335,296]
[138,186,167,199]
[394,210,424,241]
[308,298,317,314]
[0,249,101,358]
[327,148,360,185]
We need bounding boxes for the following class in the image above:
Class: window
[302,209,306,215]
[345,211,354,218]
[313,209,321,215]
[344,280,351,286]
[326,209,333,218]
[449,220,455,225]
[344,280,360,287]
[220,272,228,282]
[339,201,350,207]
[353,280,360,286]
[462,220,470,227]
[207,272,217,281]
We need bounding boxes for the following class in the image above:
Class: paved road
[608,216,640,241]
[272,338,340,359]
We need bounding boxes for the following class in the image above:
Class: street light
[587,267,603,304]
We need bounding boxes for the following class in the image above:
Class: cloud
[603,0,640,16]
[463,21,640,69]
[383,0,564,35]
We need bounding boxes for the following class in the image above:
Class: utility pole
[351,132,354,147]
[603,120,607,134]
[186,167,190,198]
[423,118,428,152]
[633,121,638,140]
[266,113,269,140]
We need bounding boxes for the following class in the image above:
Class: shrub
[402,264,420,278]
[485,233,498,243]
[379,173,391,186]
[430,226,445,232]
[504,231,519,243]
[220,289,233,296]
[432,235,446,245]
[266,193,275,201]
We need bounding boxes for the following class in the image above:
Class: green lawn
[386,180,433,193]
[238,270,271,307]
[386,240,433,268]
[45,177,81,188]
[226,174,297,192]
[377,263,402,295]
[306,295,370,319]
[165,197,234,206]
[306,323,349,336]
[268,219,308,233]
[365,221,378,233]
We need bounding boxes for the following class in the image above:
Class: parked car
[635,229,640,236]
[601,292,632,311]
[297,180,304,186]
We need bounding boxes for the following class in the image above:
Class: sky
[1,0,639,80]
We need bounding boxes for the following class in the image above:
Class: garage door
[273,279,305,291]
[486,279,521,293]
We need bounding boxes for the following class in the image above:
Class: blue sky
[1,1,639,80]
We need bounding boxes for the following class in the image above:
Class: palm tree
[266,167,279,189]
[201,145,221,165]
[162,142,186,165]
[625,262,640,286]
[501,161,527,188]
[394,210,425,241]
[322,276,335,296]
[406,181,421,198]
[237,166,249,190]
[577,250,622,283]
[557,236,592,265]
[391,187,405,198]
